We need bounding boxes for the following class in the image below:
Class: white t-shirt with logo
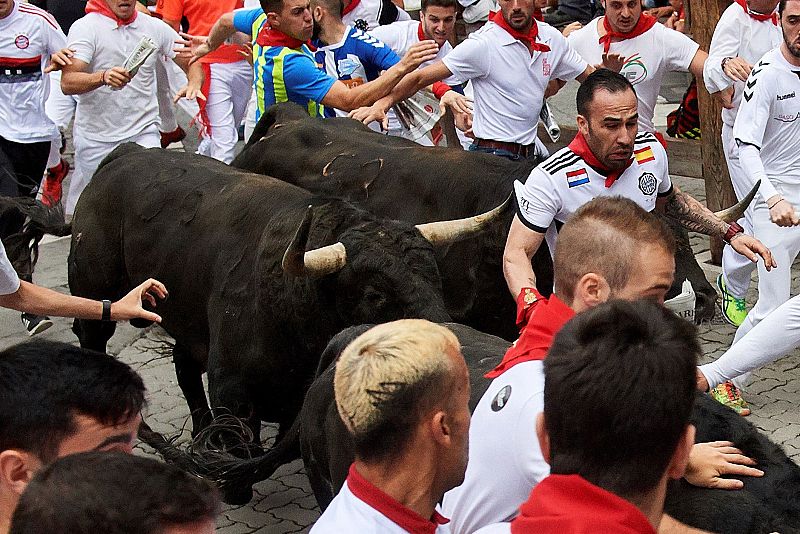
[67,13,179,143]
[0,1,66,143]
[441,361,548,534]
[733,47,800,190]
[343,0,411,32]
[0,240,21,295]
[443,21,587,146]
[704,3,781,127]
[515,132,671,253]
[568,19,699,133]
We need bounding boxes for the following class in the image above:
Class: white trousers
[156,57,199,133]
[67,126,160,215]
[721,123,758,298]
[244,89,258,143]
[45,70,78,167]
[701,293,800,389]
[195,61,253,163]
[734,181,800,347]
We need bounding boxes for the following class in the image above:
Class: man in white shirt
[60,0,204,215]
[725,0,800,383]
[312,319,470,533]
[351,0,594,160]
[342,0,411,31]
[502,69,773,300]
[704,0,781,328]
[567,0,707,136]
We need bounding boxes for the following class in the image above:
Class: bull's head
[281,196,512,277]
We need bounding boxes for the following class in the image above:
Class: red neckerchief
[485,292,574,378]
[255,25,307,49]
[598,13,657,53]
[533,7,544,21]
[734,0,778,24]
[510,475,657,534]
[346,464,450,534]
[568,131,633,187]
[489,10,551,53]
[85,0,137,26]
[342,0,361,16]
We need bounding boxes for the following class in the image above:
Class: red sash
[85,0,137,26]
[598,14,657,53]
[489,10,551,53]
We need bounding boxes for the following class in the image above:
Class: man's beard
[312,18,322,41]
[784,31,800,58]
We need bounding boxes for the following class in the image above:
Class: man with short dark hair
[502,69,773,301]
[0,340,147,534]
[475,300,698,533]
[312,319,470,533]
[10,452,220,534]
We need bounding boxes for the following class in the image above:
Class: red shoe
[41,158,69,207]
[160,126,186,148]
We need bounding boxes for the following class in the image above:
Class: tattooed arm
[657,187,776,271]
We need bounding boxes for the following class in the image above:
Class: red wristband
[724,221,744,244]
[432,81,452,100]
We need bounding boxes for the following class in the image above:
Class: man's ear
[0,450,39,496]
[266,11,280,28]
[574,272,610,310]
[666,424,695,480]
[431,410,451,447]
[536,412,551,465]
[313,5,323,19]
[576,114,589,137]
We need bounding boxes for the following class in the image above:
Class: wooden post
[691,0,736,264]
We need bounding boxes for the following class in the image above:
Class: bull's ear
[713,180,760,223]
[282,206,348,277]
[415,194,512,247]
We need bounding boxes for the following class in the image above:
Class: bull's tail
[138,414,301,499]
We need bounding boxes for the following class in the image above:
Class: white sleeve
[441,35,490,81]
[0,242,21,296]
[395,7,411,21]
[368,24,402,52]
[513,393,550,489]
[66,19,95,64]
[155,20,180,59]
[550,33,588,81]
[662,25,700,72]
[699,295,800,388]
[704,8,740,94]
[474,524,513,534]
[655,142,673,195]
[738,142,778,201]
[46,19,68,56]
[514,171,560,231]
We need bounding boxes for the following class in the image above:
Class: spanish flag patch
[634,146,655,164]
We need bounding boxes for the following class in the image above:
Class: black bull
[67,144,507,501]
[295,324,800,534]
[232,102,719,338]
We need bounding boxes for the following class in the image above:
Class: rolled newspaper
[539,101,560,143]
[392,89,441,141]
[663,279,696,323]
[123,36,158,78]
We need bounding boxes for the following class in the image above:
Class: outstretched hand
[175,32,212,66]
[685,441,764,490]
[113,279,169,323]
[730,232,776,271]
[350,104,389,130]
[398,40,439,74]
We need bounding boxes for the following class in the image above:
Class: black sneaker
[21,313,53,336]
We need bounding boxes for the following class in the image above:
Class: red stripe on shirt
[18,5,60,29]
[0,55,42,67]
[566,169,587,178]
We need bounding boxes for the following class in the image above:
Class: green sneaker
[717,274,747,327]
[710,381,751,416]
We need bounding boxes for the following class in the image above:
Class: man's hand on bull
[349,103,389,130]
[684,441,764,490]
[397,40,440,75]
[45,47,75,73]
[439,90,472,117]
[112,278,169,323]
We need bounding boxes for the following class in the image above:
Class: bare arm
[61,57,130,94]
[321,41,439,112]
[688,49,707,86]
[186,12,237,64]
[657,186,775,269]
[503,215,546,297]
[0,279,168,322]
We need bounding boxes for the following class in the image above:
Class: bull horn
[415,194,513,246]
[713,180,760,223]
[282,206,347,277]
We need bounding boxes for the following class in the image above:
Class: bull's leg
[172,342,211,437]
[72,318,117,353]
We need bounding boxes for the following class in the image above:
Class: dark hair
[421,0,457,11]
[554,196,675,303]
[9,451,220,534]
[311,0,344,17]
[0,340,146,462]
[260,0,284,14]
[576,69,636,117]
[543,300,697,498]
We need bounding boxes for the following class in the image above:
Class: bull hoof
[222,485,254,505]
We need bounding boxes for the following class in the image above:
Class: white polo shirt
[0,1,66,143]
[568,19,699,133]
[441,360,547,534]
[0,241,20,295]
[369,20,461,132]
[67,13,180,143]
[733,47,800,196]
[343,0,411,32]
[515,132,671,253]
[442,21,587,146]
[312,464,451,533]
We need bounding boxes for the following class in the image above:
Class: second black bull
[233,103,719,337]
